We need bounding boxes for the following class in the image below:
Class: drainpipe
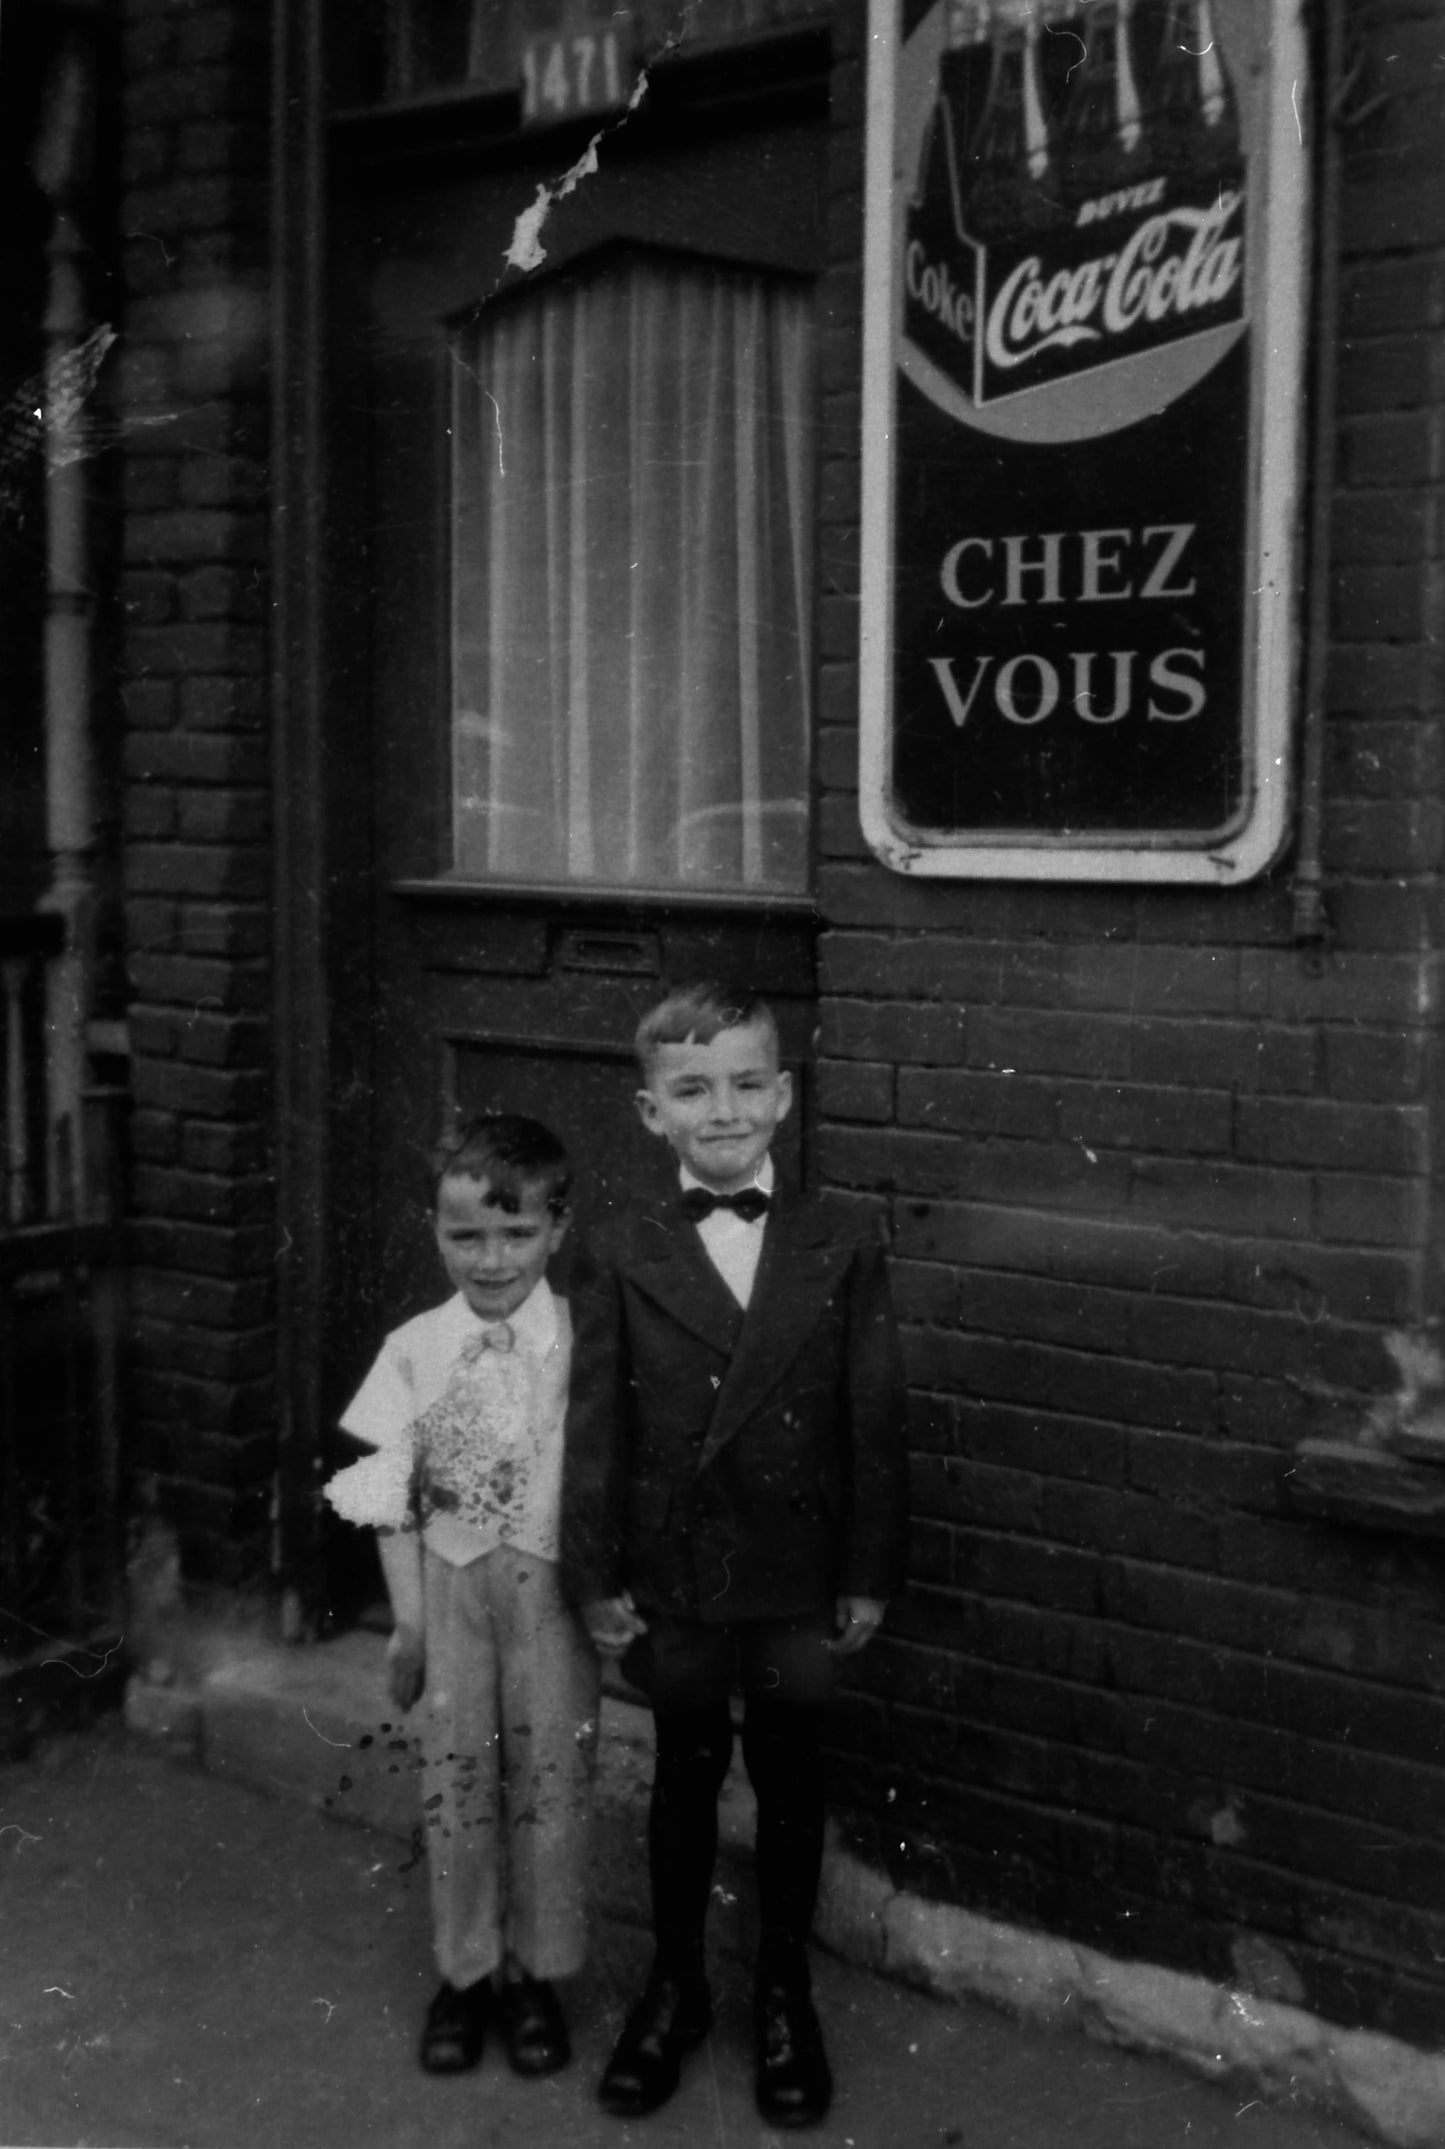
[1292,0,1373,950]
[33,30,99,1217]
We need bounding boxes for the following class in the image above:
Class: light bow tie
[460,1322,515,1360]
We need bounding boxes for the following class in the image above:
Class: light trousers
[419,1543,599,1989]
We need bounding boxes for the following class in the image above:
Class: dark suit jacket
[559,1179,909,1625]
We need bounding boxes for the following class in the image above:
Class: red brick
[818,790,871,860]
[890,1257,957,1325]
[181,1120,273,1175]
[128,1059,269,1120]
[131,1272,274,1331]
[816,1056,893,1122]
[1322,1027,1428,1105]
[957,1399,1127,1487]
[1341,249,1445,339]
[1332,488,1445,565]
[124,842,268,900]
[175,10,270,66]
[176,790,269,844]
[1314,1173,1430,1249]
[1237,948,1429,1026]
[1328,881,1445,954]
[1055,1081,1232,1158]
[122,458,181,512]
[820,996,967,1064]
[125,517,268,572]
[898,1067,1058,1143]
[130,1219,276,1278]
[1326,715,1442,798]
[1326,638,1445,715]
[178,455,269,511]
[178,119,268,175]
[1323,798,1445,874]
[816,724,856,791]
[1127,1156,1311,1241]
[179,565,267,623]
[121,570,178,625]
[908,1330,1218,1434]
[1236,1097,1428,1176]
[126,732,269,784]
[1337,330,1445,415]
[129,1006,268,1070]
[128,1109,180,1165]
[124,788,178,841]
[163,903,269,959]
[132,1166,273,1225]
[179,675,270,730]
[128,952,270,1012]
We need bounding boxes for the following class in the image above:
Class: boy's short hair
[635,979,780,1078]
[430,1113,572,1217]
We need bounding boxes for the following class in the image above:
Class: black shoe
[419,1978,489,2074]
[499,1973,571,2077]
[598,1970,712,2117]
[754,1979,833,2128]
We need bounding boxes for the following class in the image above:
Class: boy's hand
[386,1623,426,1711]
[830,1596,886,1656]
[584,1591,649,1658]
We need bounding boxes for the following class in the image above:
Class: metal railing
[0,915,127,1651]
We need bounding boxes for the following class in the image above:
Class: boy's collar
[444,1276,556,1350]
[677,1153,776,1198]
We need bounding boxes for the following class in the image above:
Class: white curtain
[450,253,814,891]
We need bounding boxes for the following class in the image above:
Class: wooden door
[321,100,828,1611]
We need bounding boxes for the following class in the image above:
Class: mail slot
[554,929,661,976]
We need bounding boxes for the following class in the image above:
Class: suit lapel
[696,1185,850,1472]
[624,1200,745,1359]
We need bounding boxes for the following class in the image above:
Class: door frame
[270,0,332,1616]
[270,1,836,1619]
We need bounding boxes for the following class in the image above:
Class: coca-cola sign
[861,0,1310,882]
[979,188,1244,388]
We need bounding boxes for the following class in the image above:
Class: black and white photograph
[0,2,1441,2144]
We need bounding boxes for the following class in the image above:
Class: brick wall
[107,0,1445,2050]
[117,0,276,1582]
[817,0,1445,2046]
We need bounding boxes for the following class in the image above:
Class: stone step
[124,1623,760,1959]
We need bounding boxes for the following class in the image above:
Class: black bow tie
[681,1186,771,1224]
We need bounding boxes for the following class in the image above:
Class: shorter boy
[561,983,909,2129]
[325,1115,599,2080]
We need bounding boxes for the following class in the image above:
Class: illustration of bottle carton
[905,0,1245,410]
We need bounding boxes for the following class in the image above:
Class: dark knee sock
[649,1701,734,1979]
[741,1697,824,1985]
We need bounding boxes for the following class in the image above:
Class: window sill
[390,876,819,918]
[1285,1438,1445,1541]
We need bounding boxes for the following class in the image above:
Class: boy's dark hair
[430,1114,572,1217]
[635,979,780,1077]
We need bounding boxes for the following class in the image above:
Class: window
[450,249,814,893]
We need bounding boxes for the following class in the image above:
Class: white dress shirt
[326,1278,570,1566]
[680,1152,774,1310]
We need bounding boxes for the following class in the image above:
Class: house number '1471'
[520,29,628,122]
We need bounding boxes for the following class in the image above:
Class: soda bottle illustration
[1057,0,1146,204]
[964,2,1059,241]
[1143,0,1240,177]
[903,0,994,391]
[911,0,994,241]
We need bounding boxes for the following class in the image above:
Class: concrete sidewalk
[0,1714,1367,2149]
[100,1619,1445,2147]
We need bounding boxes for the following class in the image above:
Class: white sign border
[858,0,1312,885]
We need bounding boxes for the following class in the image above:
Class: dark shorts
[626,1609,839,1712]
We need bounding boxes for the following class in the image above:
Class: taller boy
[561,981,909,2129]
